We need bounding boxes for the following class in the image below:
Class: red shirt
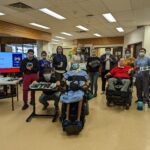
[110,66,132,79]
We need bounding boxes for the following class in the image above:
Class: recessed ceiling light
[102,13,116,23]
[116,27,124,32]
[76,25,89,31]
[55,36,66,39]
[29,23,50,29]
[39,8,66,20]
[61,32,72,36]
[52,39,60,42]
[0,12,5,16]
[94,33,101,37]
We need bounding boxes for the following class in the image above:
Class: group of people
[20,46,150,114]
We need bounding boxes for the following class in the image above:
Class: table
[0,77,22,111]
[26,83,59,123]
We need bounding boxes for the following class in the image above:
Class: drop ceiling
[0,0,150,40]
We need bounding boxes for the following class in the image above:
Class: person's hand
[105,73,111,78]
[89,62,92,66]
[41,64,45,67]
[104,59,108,62]
[83,84,88,90]
[26,66,32,70]
[32,81,38,84]
[56,81,60,86]
[109,58,113,62]
[128,68,133,74]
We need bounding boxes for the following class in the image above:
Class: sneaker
[63,120,71,127]
[42,103,49,110]
[22,104,29,110]
[75,121,83,128]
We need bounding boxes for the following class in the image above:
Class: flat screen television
[0,52,24,73]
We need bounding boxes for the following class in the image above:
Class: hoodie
[53,49,67,72]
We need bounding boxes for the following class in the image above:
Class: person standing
[53,46,67,81]
[87,50,100,97]
[124,49,135,67]
[99,48,116,94]
[20,49,39,110]
[134,48,150,105]
[39,51,52,80]
[73,49,82,63]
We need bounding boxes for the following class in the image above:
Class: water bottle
[144,103,148,112]
[137,101,143,111]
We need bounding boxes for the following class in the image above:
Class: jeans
[89,72,99,94]
[39,92,61,108]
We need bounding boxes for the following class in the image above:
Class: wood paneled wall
[0,37,36,44]
[77,37,124,45]
[0,20,51,42]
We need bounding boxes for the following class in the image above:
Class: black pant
[101,70,110,91]
[55,72,64,81]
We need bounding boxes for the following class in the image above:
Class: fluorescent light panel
[30,23,50,29]
[52,39,60,42]
[94,33,101,37]
[61,32,72,36]
[116,27,124,32]
[76,25,89,31]
[39,8,66,20]
[0,12,5,16]
[55,36,66,39]
[102,13,116,22]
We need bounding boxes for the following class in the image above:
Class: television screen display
[0,52,23,73]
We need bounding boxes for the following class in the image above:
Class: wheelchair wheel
[107,101,111,107]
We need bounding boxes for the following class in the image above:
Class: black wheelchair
[106,77,133,110]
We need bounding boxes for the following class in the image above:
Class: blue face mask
[72,63,79,70]
[106,51,111,55]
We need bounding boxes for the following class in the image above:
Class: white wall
[124,27,145,49]
[143,26,150,56]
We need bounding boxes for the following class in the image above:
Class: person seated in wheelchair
[38,67,61,111]
[60,62,89,127]
[105,58,133,93]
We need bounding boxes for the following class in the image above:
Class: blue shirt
[60,70,89,103]
[135,57,150,77]
[38,59,52,73]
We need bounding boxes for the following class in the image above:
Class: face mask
[28,54,34,59]
[72,63,79,70]
[42,56,46,60]
[125,53,131,58]
[91,53,96,57]
[43,73,51,81]
[106,51,111,55]
[139,52,145,57]
[76,50,81,54]
[58,50,63,54]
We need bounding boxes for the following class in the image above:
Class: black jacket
[99,54,117,72]
[53,54,67,71]
[87,57,100,72]
[20,57,39,74]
